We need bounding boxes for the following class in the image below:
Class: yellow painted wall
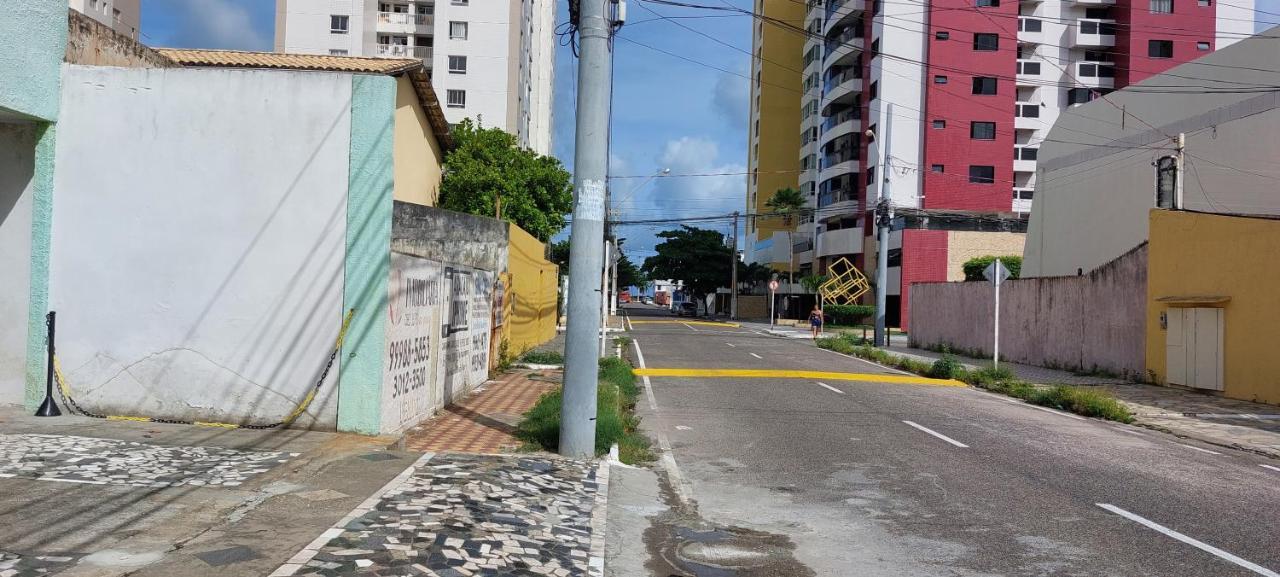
[946,232,1025,282]
[504,223,559,354]
[749,0,805,244]
[393,76,443,207]
[1147,209,1280,406]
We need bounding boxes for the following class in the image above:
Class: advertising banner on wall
[381,253,443,434]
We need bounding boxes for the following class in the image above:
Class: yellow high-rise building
[745,0,806,271]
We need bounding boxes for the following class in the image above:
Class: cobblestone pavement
[274,453,604,577]
[0,551,78,577]
[402,371,559,454]
[0,433,296,488]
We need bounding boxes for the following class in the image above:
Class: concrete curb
[513,363,563,371]
[588,457,611,577]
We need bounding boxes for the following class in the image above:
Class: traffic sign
[984,259,1011,286]
[768,279,779,291]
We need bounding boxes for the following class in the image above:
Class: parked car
[641,297,653,305]
[678,302,697,317]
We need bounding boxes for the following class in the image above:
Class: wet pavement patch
[195,545,260,567]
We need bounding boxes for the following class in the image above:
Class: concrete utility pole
[609,242,619,317]
[600,239,611,358]
[1174,132,1186,210]
[871,106,893,348]
[730,211,739,319]
[561,0,617,458]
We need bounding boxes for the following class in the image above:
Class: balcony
[377,44,432,60]
[1017,17,1043,43]
[1076,61,1116,89]
[1073,19,1117,47]
[1016,59,1042,86]
[822,67,863,107]
[1014,102,1042,130]
[817,186,858,209]
[1012,188,1034,213]
[824,26,864,66]
[817,226,864,257]
[376,11,433,34]
[820,108,859,141]
[1073,0,1116,4]
[819,151,858,184]
[1014,146,1039,173]
[824,0,865,36]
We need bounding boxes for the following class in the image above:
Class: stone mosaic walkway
[0,433,296,488]
[0,551,77,577]
[403,371,560,454]
[274,453,605,577]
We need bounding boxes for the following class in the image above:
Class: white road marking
[1260,464,1280,473]
[726,343,736,348]
[674,425,691,431]
[631,340,659,412]
[681,322,699,332]
[815,382,846,395]
[749,352,763,359]
[1096,503,1280,577]
[1175,443,1223,456]
[966,388,1087,420]
[1112,426,1147,436]
[902,420,969,448]
[624,314,634,331]
[815,346,916,376]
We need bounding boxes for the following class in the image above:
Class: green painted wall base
[24,124,55,410]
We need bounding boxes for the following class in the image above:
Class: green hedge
[962,255,1022,282]
[825,304,875,325]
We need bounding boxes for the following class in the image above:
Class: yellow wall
[504,223,559,354]
[749,0,805,245]
[946,232,1025,282]
[1147,209,1280,405]
[393,76,443,207]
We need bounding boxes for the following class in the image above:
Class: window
[871,38,880,53]
[448,55,467,73]
[976,0,999,6]
[936,31,950,40]
[1155,156,1177,208]
[866,166,876,186]
[1198,0,1211,5]
[931,164,945,173]
[446,89,466,108]
[330,15,350,33]
[450,21,469,39]
[1015,147,1038,160]
[970,121,996,140]
[887,248,901,267]
[972,76,998,95]
[934,75,948,84]
[1149,39,1173,58]
[868,81,878,100]
[1084,50,1114,62]
[932,119,946,129]
[1150,0,1173,12]
[1019,18,1042,32]
[973,33,999,51]
[968,165,995,184]
[1197,41,1211,51]
[329,49,349,56]
[452,0,469,4]
[1068,87,1095,105]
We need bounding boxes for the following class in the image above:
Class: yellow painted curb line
[632,368,966,387]
[629,320,741,328]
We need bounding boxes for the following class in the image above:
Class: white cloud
[712,72,750,127]
[170,0,270,51]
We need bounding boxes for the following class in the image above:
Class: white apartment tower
[69,0,140,39]
[274,0,555,153]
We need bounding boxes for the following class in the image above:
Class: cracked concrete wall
[48,65,353,428]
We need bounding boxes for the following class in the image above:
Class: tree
[799,273,829,294]
[615,253,645,291]
[549,239,571,274]
[764,187,806,291]
[438,119,573,241]
[642,227,733,302]
[962,255,1022,281]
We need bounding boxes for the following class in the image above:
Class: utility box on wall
[1165,307,1224,391]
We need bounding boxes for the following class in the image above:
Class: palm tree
[765,187,806,309]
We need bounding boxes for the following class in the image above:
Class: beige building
[68,0,138,39]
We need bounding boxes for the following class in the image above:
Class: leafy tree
[737,261,773,292]
[962,255,1022,281]
[438,119,573,241]
[615,253,645,290]
[642,227,733,302]
[764,187,806,286]
[799,273,829,293]
[549,239,571,274]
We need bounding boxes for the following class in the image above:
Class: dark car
[678,302,698,317]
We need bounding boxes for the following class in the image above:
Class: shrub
[1032,385,1134,423]
[515,357,654,462]
[929,355,963,379]
[825,304,876,326]
[962,255,1022,282]
[520,350,565,365]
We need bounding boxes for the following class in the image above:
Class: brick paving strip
[403,370,561,454]
[272,453,608,577]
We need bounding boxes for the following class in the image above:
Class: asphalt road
[620,303,1280,577]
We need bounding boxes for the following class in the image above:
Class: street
[617,304,1280,577]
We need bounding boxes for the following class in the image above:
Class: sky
[139,0,1280,262]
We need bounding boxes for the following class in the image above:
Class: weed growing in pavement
[612,336,633,349]
[515,357,655,463]
[928,355,964,380]
[519,350,565,365]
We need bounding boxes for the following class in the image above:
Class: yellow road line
[633,368,966,387]
[629,320,741,328]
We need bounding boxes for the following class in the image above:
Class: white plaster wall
[1218,0,1256,48]
[0,123,37,406]
[281,0,364,55]
[432,0,512,129]
[51,66,354,428]
[870,8,926,209]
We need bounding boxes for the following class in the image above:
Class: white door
[1166,307,1224,391]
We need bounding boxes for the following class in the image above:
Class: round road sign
[769,280,779,291]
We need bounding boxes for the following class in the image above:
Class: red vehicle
[654,291,670,306]
[619,290,631,304]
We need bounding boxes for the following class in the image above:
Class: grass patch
[519,350,565,365]
[515,357,655,463]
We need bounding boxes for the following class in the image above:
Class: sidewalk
[881,345,1280,459]
[401,369,560,454]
